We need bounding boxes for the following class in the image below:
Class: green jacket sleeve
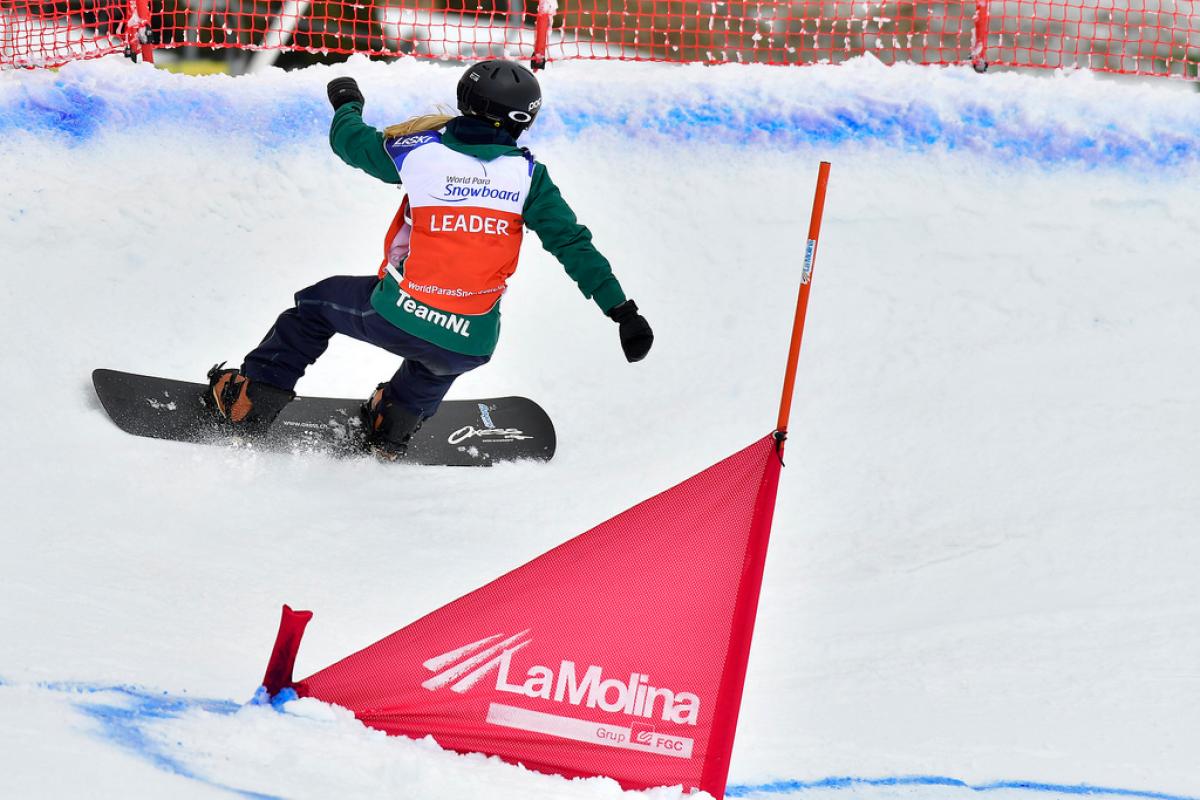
[329,103,401,184]
[523,163,627,313]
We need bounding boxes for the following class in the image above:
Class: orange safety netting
[2,0,1198,78]
[2,0,131,67]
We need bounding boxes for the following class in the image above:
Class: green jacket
[329,104,627,355]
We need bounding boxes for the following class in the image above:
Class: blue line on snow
[5,678,1194,800]
[726,776,1200,800]
[41,681,281,800]
[3,76,1200,169]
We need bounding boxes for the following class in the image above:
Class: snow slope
[1,56,1199,799]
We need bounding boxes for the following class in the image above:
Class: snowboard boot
[205,363,295,430]
[361,384,424,459]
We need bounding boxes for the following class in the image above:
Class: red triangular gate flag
[264,435,782,798]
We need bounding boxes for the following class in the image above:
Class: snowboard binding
[203,363,295,431]
[361,384,424,459]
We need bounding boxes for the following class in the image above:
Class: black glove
[607,300,653,363]
[327,77,364,111]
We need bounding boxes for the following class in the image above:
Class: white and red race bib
[381,132,534,315]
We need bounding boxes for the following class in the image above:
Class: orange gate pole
[775,161,831,455]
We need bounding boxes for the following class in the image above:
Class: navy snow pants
[241,276,491,417]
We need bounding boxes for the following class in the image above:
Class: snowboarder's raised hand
[327,77,365,110]
[607,300,654,362]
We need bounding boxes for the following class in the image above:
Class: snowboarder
[206,60,653,457]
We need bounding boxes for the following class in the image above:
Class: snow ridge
[2,58,1198,169]
[8,679,1197,800]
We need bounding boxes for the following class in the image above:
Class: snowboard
[92,369,555,466]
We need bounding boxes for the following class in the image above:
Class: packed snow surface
[1,56,1199,799]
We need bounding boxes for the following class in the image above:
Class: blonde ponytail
[384,112,456,139]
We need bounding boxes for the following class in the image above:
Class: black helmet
[456,60,542,138]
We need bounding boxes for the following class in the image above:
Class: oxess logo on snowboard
[421,632,699,759]
[447,404,533,446]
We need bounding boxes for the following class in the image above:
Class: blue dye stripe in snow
[39,680,282,800]
[726,776,1200,800]
[0,81,326,144]
[544,103,1200,168]
[2,74,1200,168]
[4,678,1195,800]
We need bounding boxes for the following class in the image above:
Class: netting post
[125,0,156,63]
[775,161,830,457]
[972,0,990,73]
[531,0,552,70]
